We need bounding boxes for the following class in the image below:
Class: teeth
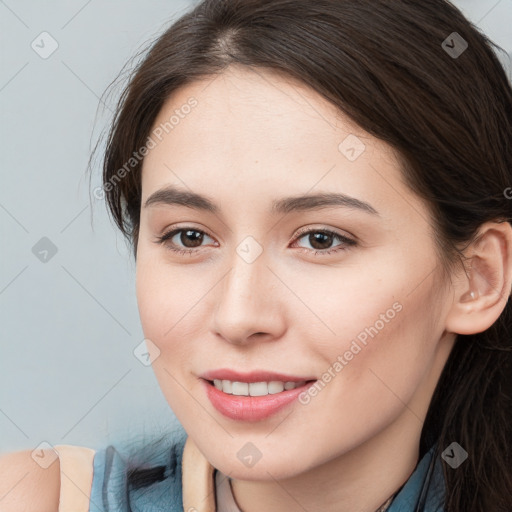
[221,380,232,393]
[232,382,249,395]
[268,381,284,394]
[212,379,306,396]
[249,382,268,396]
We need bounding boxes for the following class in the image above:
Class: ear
[445,221,512,335]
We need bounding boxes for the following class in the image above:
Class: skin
[134,65,508,511]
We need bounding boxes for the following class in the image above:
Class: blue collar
[387,443,445,512]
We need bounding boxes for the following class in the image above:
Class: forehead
[140,65,428,228]
[146,65,366,156]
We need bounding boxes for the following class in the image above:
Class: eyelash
[154,226,357,257]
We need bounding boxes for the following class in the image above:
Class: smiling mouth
[199,368,318,421]
[206,379,315,396]
[202,378,318,421]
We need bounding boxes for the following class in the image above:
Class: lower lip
[202,379,316,422]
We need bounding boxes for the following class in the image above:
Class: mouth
[206,378,312,396]
[200,371,317,421]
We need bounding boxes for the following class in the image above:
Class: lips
[200,369,317,421]
[200,369,316,383]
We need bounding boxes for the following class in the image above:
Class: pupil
[311,232,332,250]
[182,230,203,248]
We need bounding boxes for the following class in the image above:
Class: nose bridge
[221,237,268,312]
[213,236,283,343]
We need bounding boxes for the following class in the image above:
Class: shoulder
[0,444,94,512]
[0,431,188,512]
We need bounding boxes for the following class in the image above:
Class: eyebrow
[144,185,379,216]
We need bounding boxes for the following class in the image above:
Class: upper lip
[200,369,317,383]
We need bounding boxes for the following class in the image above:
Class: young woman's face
[136,66,457,480]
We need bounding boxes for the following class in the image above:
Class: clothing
[54,435,445,511]
[215,470,243,512]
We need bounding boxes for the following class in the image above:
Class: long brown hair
[97,1,512,509]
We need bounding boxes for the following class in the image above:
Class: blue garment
[88,434,445,512]
[387,444,445,512]
[89,432,187,512]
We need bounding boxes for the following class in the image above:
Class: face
[135,65,455,480]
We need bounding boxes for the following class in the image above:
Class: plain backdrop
[1,0,511,453]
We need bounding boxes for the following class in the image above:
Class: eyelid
[293,225,356,243]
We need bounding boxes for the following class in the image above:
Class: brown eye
[178,229,204,248]
[307,232,335,250]
[293,228,357,256]
[155,227,216,254]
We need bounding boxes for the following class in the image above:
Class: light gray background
[1,0,511,453]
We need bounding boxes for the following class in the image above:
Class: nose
[212,246,287,346]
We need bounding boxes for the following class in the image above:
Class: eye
[155,227,217,255]
[154,226,357,257]
[291,227,357,256]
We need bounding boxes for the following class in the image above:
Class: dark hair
[97,0,512,510]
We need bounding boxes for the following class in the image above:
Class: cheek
[135,259,203,419]
[304,282,441,434]
[136,251,205,342]
[292,261,442,417]
[135,250,215,413]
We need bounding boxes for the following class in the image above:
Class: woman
[1,0,511,510]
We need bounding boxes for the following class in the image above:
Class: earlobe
[445,221,512,336]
